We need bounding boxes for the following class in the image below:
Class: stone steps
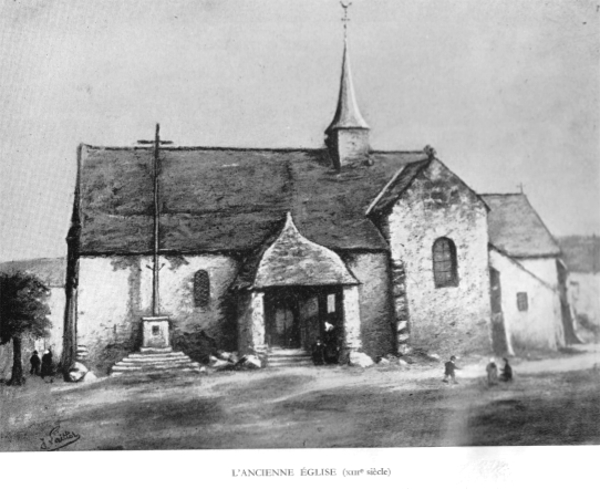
[110,348,202,377]
[120,360,192,366]
[140,347,173,354]
[267,348,314,368]
[126,352,189,360]
[111,367,201,377]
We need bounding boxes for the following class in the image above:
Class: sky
[0,0,598,261]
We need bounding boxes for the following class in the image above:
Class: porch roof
[251,213,358,288]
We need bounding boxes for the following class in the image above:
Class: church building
[61,20,575,373]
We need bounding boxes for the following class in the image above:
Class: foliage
[0,271,51,345]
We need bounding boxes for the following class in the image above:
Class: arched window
[193,270,210,307]
[432,238,458,288]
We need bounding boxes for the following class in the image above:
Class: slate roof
[557,235,600,273]
[252,213,358,288]
[480,193,561,258]
[76,146,427,255]
[366,158,431,215]
[0,258,66,288]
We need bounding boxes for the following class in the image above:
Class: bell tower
[325,2,370,170]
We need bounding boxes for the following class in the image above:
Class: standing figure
[500,357,513,382]
[40,349,54,383]
[486,358,499,386]
[443,355,458,384]
[30,350,41,376]
[311,339,325,366]
[323,320,339,364]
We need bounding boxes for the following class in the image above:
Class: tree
[0,271,51,386]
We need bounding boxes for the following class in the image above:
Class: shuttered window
[432,237,458,288]
[517,292,528,312]
[193,270,210,307]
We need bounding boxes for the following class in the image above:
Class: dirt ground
[1,344,600,451]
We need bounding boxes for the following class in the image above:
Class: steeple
[325,2,370,170]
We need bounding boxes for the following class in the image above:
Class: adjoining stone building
[558,235,600,340]
[61,25,577,373]
[484,194,580,352]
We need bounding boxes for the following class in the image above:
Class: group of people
[443,355,513,386]
[29,349,55,382]
[486,357,513,386]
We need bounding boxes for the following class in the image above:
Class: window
[327,294,336,313]
[193,270,210,307]
[432,237,458,288]
[517,292,528,312]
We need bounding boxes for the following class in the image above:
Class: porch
[235,213,362,363]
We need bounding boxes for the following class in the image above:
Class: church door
[265,290,301,349]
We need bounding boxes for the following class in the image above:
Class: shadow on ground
[2,368,600,450]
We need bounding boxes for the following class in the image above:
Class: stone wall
[343,252,395,359]
[76,254,239,371]
[490,249,564,351]
[384,160,492,356]
[236,290,266,356]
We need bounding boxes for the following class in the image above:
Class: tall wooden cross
[137,124,173,316]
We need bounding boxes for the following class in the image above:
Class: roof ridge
[365,157,431,215]
[82,144,328,152]
[480,192,524,197]
[81,144,428,155]
[370,150,427,155]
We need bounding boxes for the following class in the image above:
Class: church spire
[326,4,369,133]
[325,2,370,170]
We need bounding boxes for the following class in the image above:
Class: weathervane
[341,1,352,38]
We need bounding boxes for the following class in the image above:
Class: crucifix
[138,124,173,316]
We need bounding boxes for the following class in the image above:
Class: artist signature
[40,426,81,451]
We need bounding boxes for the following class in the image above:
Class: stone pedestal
[142,316,170,349]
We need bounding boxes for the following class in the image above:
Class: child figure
[500,357,513,382]
[311,339,325,366]
[443,355,458,384]
[486,358,499,386]
[30,350,41,376]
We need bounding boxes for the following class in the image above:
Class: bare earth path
[1,344,599,450]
